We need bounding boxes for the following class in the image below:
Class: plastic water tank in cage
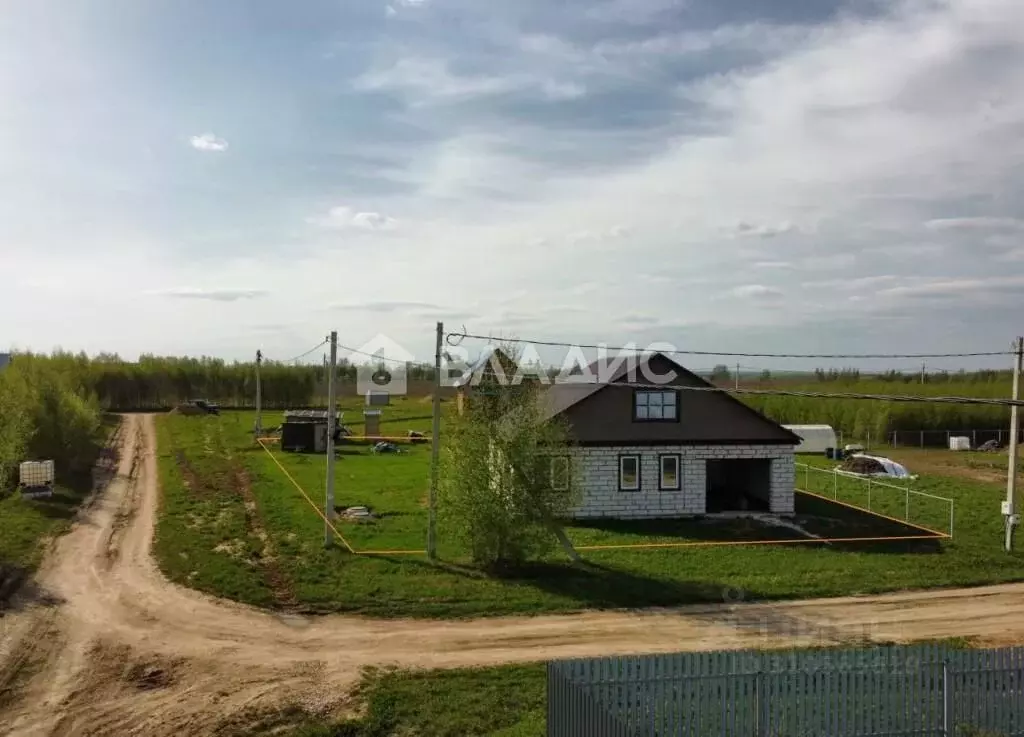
[949,436,971,451]
[19,460,55,488]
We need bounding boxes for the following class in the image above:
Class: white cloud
[310,206,398,231]
[353,57,584,102]
[154,287,267,301]
[188,133,229,152]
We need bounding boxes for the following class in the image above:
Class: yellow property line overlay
[257,439,357,554]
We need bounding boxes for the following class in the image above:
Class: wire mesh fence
[548,644,1024,737]
[890,429,1024,449]
[796,462,954,537]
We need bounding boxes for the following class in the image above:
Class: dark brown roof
[543,352,800,446]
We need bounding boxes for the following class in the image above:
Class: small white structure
[783,425,837,454]
[19,460,54,488]
[19,460,55,499]
[949,436,971,451]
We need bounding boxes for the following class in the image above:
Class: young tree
[438,380,581,571]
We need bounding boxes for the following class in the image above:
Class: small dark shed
[280,410,343,453]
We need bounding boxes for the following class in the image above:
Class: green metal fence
[547,644,1024,736]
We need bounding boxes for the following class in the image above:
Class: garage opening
[705,458,771,512]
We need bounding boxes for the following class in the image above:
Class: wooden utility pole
[921,361,926,385]
[1005,336,1023,553]
[255,349,263,441]
[427,321,443,559]
[735,363,740,391]
[325,331,338,548]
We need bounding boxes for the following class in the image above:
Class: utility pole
[325,331,338,548]
[427,321,443,559]
[735,363,740,391]
[921,361,926,385]
[255,349,263,441]
[1005,336,1023,553]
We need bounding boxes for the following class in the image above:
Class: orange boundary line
[575,532,944,552]
[257,439,357,554]
[796,487,951,537]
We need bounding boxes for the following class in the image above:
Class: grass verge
[153,407,1024,618]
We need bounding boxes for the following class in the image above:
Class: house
[452,346,519,416]
[542,353,800,519]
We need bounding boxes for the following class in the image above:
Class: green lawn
[152,406,1024,618]
[244,664,547,737]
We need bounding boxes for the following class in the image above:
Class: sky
[2,0,1024,372]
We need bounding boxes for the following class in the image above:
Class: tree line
[0,354,104,491]
[1,351,1016,456]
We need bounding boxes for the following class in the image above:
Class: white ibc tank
[949,436,971,451]
[19,460,55,487]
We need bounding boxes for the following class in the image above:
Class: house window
[634,390,678,421]
[550,456,570,491]
[659,454,681,491]
[619,454,640,491]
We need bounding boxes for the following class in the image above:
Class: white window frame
[659,454,681,491]
[618,454,640,491]
[550,456,570,491]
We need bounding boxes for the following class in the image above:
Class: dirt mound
[839,455,886,475]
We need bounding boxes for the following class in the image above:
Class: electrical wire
[548,378,1024,407]
[337,342,416,365]
[445,330,1014,360]
[266,339,329,365]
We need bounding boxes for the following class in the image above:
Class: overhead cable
[444,331,1013,360]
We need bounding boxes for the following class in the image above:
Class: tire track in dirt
[2,414,1024,735]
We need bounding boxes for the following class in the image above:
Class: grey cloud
[732,221,799,238]
[330,300,443,312]
[155,287,267,302]
[924,217,1024,231]
[730,284,784,300]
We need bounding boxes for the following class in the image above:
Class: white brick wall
[569,444,795,519]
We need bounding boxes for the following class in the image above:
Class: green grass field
[152,403,1024,618]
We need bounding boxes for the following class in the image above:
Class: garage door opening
[706,458,771,512]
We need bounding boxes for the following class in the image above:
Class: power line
[553,379,1024,407]
[268,339,329,365]
[337,343,415,365]
[445,330,1013,360]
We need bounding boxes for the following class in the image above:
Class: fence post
[755,670,767,737]
[942,660,953,737]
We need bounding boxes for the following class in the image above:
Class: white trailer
[783,425,838,454]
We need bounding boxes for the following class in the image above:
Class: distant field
[152,403,1024,618]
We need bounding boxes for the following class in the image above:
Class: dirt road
[3,414,1024,735]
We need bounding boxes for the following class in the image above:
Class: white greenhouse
[783,425,838,454]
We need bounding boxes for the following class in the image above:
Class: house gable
[546,353,799,446]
